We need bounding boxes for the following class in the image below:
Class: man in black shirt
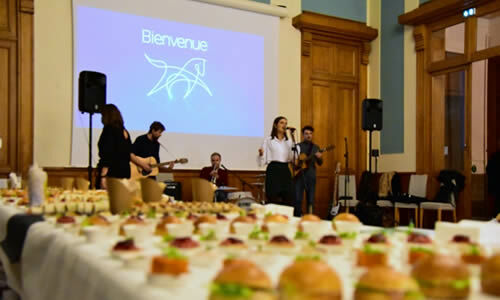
[294,126,323,216]
[132,121,173,179]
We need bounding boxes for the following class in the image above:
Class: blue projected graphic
[145,54,212,100]
[75,6,265,137]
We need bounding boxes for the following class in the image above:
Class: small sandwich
[82,215,111,227]
[230,216,256,234]
[262,214,288,232]
[111,238,142,259]
[148,247,189,287]
[354,266,423,300]
[316,235,344,254]
[119,216,145,236]
[155,215,182,236]
[357,233,389,267]
[266,235,295,255]
[278,259,342,300]
[209,259,275,300]
[481,253,500,296]
[406,232,434,265]
[297,214,321,232]
[194,215,218,234]
[56,215,76,225]
[332,213,361,242]
[448,234,486,264]
[412,254,470,299]
[219,237,247,255]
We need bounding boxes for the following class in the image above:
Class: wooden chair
[420,193,457,227]
[338,175,358,213]
[191,178,217,202]
[394,174,427,227]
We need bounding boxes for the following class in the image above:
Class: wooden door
[294,12,377,218]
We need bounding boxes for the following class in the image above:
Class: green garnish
[363,244,384,254]
[146,207,156,219]
[264,212,273,218]
[210,283,253,298]
[308,240,317,247]
[200,230,217,241]
[295,254,321,261]
[120,210,130,217]
[174,211,187,218]
[239,210,247,217]
[225,254,238,260]
[409,247,433,254]
[162,247,187,260]
[468,244,481,256]
[451,279,470,290]
[339,232,357,239]
[406,221,415,234]
[417,279,470,290]
[355,284,424,300]
[248,226,269,240]
[80,217,91,227]
[163,234,174,242]
[294,231,309,240]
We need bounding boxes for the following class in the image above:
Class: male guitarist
[294,126,323,216]
[132,121,174,179]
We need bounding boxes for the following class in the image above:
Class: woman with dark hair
[97,104,151,189]
[258,116,297,206]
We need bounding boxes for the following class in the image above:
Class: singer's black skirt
[265,161,293,204]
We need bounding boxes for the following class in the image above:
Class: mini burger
[481,253,500,296]
[155,215,182,236]
[357,233,389,267]
[332,213,361,241]
[297,214,321,232]
[278,259,342,300]
[230,216,256,234]
[262,214,288,232]
[354,266,423,300]
[412,254,470,299]
[406,232,434,265]
[266,235,295,255]
[209,259,275,300]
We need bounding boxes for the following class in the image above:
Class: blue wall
[380,0,405,154]
[420,0,431,4]
[251,0,271,4]
[302,0,367,22]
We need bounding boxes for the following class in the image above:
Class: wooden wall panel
[311,43,333,74]
[0,0,15,40]
[0,40,16,174]
[335,44,358,79]
[17,11,33,174]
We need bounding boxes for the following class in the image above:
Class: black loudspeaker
[362,98,383,131]
[78,71,106,113]
[163,181,182,200]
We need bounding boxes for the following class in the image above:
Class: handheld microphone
[221,164,228,170]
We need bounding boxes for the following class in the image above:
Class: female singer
[258,116,298,206]
[96,104,151,189]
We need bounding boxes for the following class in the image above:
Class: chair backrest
[191,178,217,202]
[409,174,428,198]
[338,175,357,200]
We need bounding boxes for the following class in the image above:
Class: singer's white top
[258,136,299,166]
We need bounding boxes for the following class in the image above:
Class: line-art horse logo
[145,54,212,99]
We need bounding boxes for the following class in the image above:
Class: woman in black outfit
[97,104,150,189]
[258,116,297,206]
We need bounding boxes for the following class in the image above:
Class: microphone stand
[339,138,352,205]
[221,165,258,194]
[289,129,299,178]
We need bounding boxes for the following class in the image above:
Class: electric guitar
[292,145,335,178]
[328,162,342,219]
[130,157,188,180]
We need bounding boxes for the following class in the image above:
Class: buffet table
[0,195,499,300]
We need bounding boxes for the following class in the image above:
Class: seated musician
[200,152,228,202]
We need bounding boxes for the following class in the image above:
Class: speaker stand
[368,130,373,173]
[88,112,94,189]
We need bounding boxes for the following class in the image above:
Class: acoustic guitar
[328,162,342,219]
[292,145,335,178]
[130,157,188,180]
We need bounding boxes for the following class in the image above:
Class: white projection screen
[71,0,279,170]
